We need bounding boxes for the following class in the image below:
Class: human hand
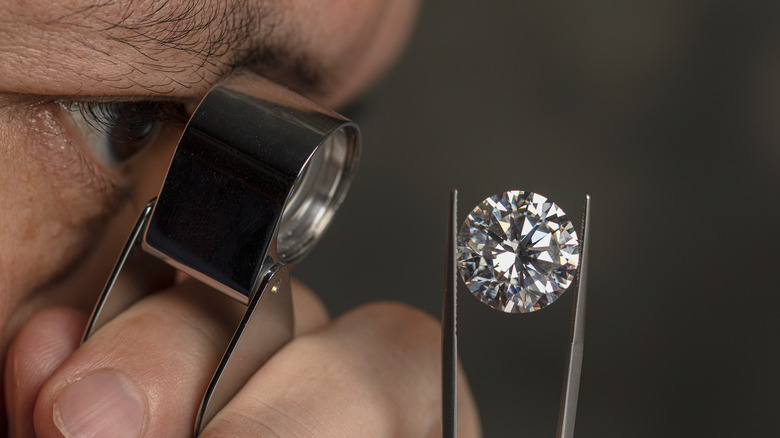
[0,0,485,435]
[5,280,482,437]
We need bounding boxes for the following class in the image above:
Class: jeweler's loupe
[82,68,360,435]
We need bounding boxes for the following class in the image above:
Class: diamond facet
[457,191,579,313]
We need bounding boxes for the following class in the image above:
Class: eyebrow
[51,0,322,95]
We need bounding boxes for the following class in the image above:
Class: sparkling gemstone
[457,191,580,313]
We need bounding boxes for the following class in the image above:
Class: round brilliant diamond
[456,191,580,313]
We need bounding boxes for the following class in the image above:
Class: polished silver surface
[143,69,360,303]
[83,68,360,436]
[556,195,590,438]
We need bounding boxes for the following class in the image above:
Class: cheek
[0,103,114,337]
[0,101,180,352]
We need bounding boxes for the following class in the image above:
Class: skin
[0,0,482,436]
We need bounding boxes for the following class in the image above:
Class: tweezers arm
[83,201,174,341]
[556,194,591,438]
[442,188,458,438]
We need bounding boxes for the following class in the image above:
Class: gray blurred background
[297,1,780,436]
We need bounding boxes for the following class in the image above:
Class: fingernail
[54,371,146,438]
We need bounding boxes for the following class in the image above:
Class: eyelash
[61,100,189,138]
[53,99,190,202]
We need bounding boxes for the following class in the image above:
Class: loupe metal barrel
[142,70,360,304]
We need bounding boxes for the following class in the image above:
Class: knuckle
[202,405,316,438]
[347,300,441,338]
[202,301,445,438]
[7,306,82,376]
[338,301,442,367]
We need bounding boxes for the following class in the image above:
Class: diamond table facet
[456,191,580,313]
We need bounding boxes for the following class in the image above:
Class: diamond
[457,191,580,313]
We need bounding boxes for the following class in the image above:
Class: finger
[31,278,328,437]
[290,278,329,336]
[457,361,482,438]
[170,275,328,335]
[202,301,483,438]
[4,307,86,438]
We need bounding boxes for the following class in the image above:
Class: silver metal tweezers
[442,188,591,438]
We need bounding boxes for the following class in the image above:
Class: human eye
[58,100,189,170]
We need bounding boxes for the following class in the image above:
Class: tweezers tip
[557,192,590,438]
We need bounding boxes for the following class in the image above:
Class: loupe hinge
[194,261,293,435]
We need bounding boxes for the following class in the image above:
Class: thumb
[4,307,86,438]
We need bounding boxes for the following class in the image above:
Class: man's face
[0,0,417,368]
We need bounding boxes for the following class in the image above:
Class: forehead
[0,0,276,96]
